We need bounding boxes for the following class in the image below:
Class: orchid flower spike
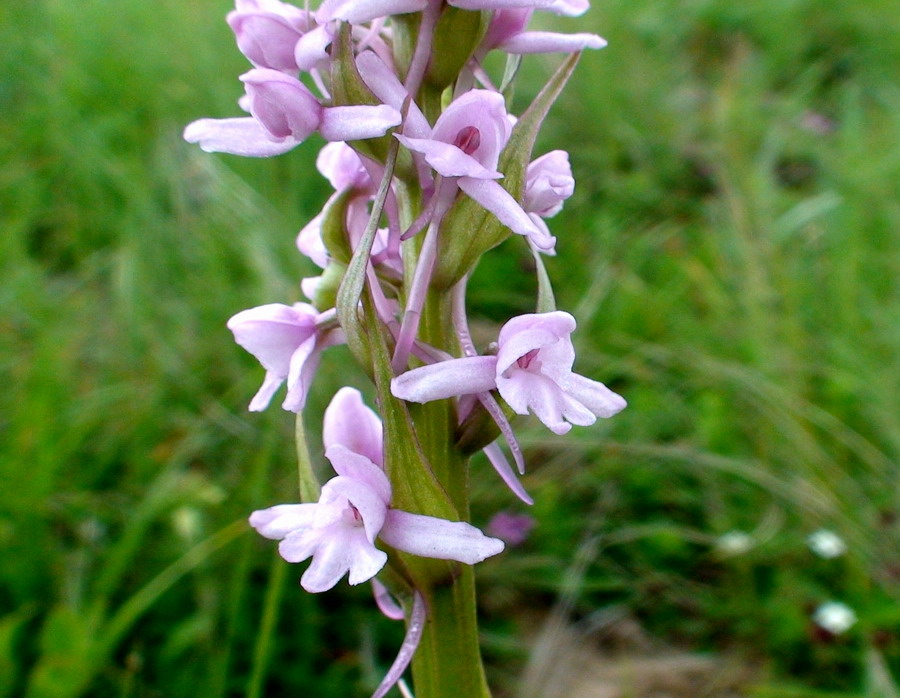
[227,303,343,412]
[250,444,504,592]
[391,311,626,435]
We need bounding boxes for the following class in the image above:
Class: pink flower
[184,70,401,158]
[522,150,575,254]
[391,311,626,434]
[316,141,372,192]
[227,303,343,411]
[250,444,504,592]
[396,90,555,251]
[227,0,330,73]
[525,150,574,218]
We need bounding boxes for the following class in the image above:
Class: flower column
[184,0,620,696]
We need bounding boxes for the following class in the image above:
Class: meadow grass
[1,0,898,695]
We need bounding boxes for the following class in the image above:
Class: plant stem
[408,286,491,698]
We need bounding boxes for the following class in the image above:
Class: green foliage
[2,0,898,696]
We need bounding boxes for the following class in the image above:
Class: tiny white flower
[808,529,847,559]
[813,601,857,635]
[716,530,753,556]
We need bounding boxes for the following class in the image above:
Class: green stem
[294,411,320,503]
[407,288,491,698]
[412,569,491,698]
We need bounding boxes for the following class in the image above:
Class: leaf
[433,52,583,289]
[335,139,400,366]
[531,243,557,313]
[295,411,321,503]
[329,23,393,162]
[427,8,488,91]
[319,189,356,265]
[362,291,460,586]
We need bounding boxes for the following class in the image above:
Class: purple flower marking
[250,444,504,592]
[391,311,626,434]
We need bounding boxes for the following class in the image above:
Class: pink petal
[371,579,405,621]
[282,335,321,412]
[391,356,499,403]
[317,0,427,23]
[372,591,427,698]
[477,390,526,474]
[298,530,356,592]
[429,90,512,172]
[228,303,318,376]
[496,311,576,373]
[294,25,333,71]
[449,0,555,13]
[183,117,301,157]
[319,105,402,141]
[457,177,556,250]
[296,210,329,268]
[380,510,505,564]
[320,472,388,543]
[346,534,390,585]
[279,527,322,564]
[324,445,392,505]
[323,388,384,466]
[500,31,607,54]
[518,374,575,434]
[249,503,317,539]
[483,442,533,505]
[395,136,502,179]
[356,51,432,139]
[564,373,627,418]
[528,215,557,255]
[248,371,285,411]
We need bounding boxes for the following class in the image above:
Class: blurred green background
[2,0,898,696]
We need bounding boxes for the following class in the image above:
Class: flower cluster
[185,0,622,693]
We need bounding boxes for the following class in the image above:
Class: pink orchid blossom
[395,90,555,251]
[391,311,626,435]
[227,303,343,411]
[184,69,401,158]
[250,444,504,592]
[522,150,575,254]
[227,0,332,73]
